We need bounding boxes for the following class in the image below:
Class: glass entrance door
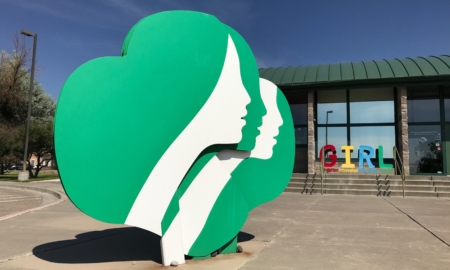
[445,124,450,175]
[408,125,443,174]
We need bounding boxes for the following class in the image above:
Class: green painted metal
[271,67,286,84]
[341,62,354,81]
[352,62,367,80]
[436,55,450,68]
[364,61,381,79]
[329,63,341,81]
[426,56,450,74]
[261,67,277,81]
[55,10,295,266]
[387,59,408,77]
[280,66,298,84]
[316,64,329,82]
[182,87,295,256]
[410,57,438,76]
[304,65,319,83]
[400,58,423,77]
[259,55,450,87]
[56,11,234,224]
[191,236,237,260]
[375,60,395,78]
[292,65,309,83]
[220,236,238,254]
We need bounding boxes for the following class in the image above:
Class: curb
[0,184,64,221]
[1,184,62,199]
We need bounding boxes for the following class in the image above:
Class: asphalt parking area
[0,187,43,218]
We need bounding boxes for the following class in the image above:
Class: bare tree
[0,33,55,177]
[0,34,31,123]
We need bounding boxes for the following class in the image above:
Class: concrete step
[433,180,450,187]
[438,192,450,198]
[403,180,433,186]
[284,187,439,197]
[288,182,436,192]
[290,178,381,185]
[290,178,435,187]
[435,186,450,192]
[429,175,450,180]
[288,174,450,198]
[291,173,450,181]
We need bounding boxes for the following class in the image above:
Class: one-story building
[259,55,450,176]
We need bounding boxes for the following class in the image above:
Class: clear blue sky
[1,0,449,100]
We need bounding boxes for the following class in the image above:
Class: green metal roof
[259,55,450,88]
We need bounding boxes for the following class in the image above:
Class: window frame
[407,85,448,175]
[314,88,397,162]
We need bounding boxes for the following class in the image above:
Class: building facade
[259,55,450,176]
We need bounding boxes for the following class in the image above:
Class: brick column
[307,91,315,174]
[397,87,410,175]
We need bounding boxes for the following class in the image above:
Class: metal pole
[325,113,328,146]
[325,110,333,158]
[21,33,37,175]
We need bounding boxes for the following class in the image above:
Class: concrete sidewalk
[1,181,450,269]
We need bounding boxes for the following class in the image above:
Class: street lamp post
[18,29,37,181]
[325,110,333,157]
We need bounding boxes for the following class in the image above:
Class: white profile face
[197,35,251,145]
[250,79,283,159]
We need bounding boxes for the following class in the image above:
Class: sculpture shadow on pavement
[32,227,254,265]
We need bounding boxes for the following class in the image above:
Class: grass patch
[0,171,59,182]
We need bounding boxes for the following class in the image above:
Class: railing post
[393,146,405,198]
[402,163,405,198]
[321,147,324,195]
[393,147,397,175]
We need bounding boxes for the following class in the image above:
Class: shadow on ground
[32,227,254,265]
[33,227,163,264]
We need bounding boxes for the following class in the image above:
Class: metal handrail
[320,147,325,195]
[393,146,406,197]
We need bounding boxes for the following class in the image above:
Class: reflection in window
[443,85,450,121]
[317,127,347,158]
[350,88,394,123]
[290,104,307,125]
[350,101,394,123]
[294,127,307,145]
[408,87,440,122]
[317,90,347,124]
[408,125,443,174]
[350,126,395,158]
[408,100,440,122]
[317,103,346,124]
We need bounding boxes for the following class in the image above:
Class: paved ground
[1,181,450,269]
[0,187,43,217]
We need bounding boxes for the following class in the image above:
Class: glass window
[317,90,347,124]
[407,87,440,122]
[317,127,347,158]
[290,104,307,125]
[294,127,307,145]
[350,88,394,123]
[443,85,450,121]
[350,126,395,158]
[408,125,443,174]
[350,101,394,123]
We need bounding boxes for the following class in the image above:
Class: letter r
[359,145,375,168]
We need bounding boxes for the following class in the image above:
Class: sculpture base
[192,236,238,260]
